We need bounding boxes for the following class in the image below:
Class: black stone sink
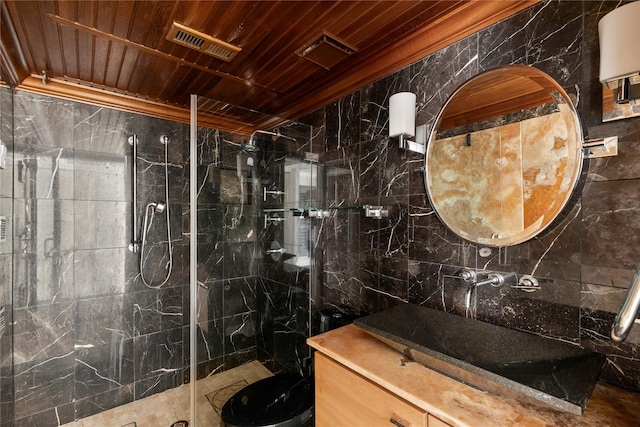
[354,304,605,415]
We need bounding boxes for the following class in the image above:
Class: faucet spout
[464,273,505,309]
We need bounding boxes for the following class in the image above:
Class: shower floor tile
[62,361,272,427]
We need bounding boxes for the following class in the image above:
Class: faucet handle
[460,269,477,283]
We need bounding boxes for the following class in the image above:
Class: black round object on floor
[221,373,313,427]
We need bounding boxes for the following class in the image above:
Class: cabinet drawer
[428,414,453,427]
[315,352,428,427]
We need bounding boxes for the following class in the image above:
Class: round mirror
[425,65,583,246]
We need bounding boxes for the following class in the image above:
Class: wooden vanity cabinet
[315,352,452,427]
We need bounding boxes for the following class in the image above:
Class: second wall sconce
[599,1,640,104]
[389,92,427,154]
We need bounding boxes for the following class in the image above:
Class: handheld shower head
[149,201,166,214]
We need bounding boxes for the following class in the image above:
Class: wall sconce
[599,1,640,104]
[389,92,427,154]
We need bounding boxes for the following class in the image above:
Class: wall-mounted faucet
[461,270,506,310]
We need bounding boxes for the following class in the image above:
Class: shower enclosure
[0,78,15,427]
[189,95,319,424]
[0,83,317,426]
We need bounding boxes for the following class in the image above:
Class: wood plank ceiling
[1,0,538,135]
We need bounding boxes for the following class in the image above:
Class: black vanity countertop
[354,304,605,415]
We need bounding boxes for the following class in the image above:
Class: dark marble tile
[134,369,183,400]
[195,356,224,381]
[13,92,74,150]
[223,242,257,279]
[582,179,640,287]
[223,348,258,372]
[12,302,74,362]
[74,384,134,420]
[197,241,224,283]
[297,108,326,154]
[272,326,309,374]
[223,277,257,318]
[193,318,224,365]
[586,119,640,181]
[13,352,74,420]
[480,1,582,94]
[422,213,476,267]
[12,146,74,201]
[73,200,129,249]
[378,255,408,296]
[74,151,128,201]
[408,262,454,310]
[323,145,361,204]
[477,277,581,343]
[411,35,479,129]
[74,339,134,400]
[378,197,409,258]
[127,118,186,167]
[197,280,224,323]
[73,104,134,155]
[74,248,137,298]
[581,282,640,390]
[325,92,361,150]
[75,295,133,346]
[13,250,74,309]
[133,327,183,379]
[521,1,583,91]
[12,402,74,427]
[360,66,412,141]
[224,312,257,355]
[358,139,383,201]
[135,157,186,209]
[133,287,184,336]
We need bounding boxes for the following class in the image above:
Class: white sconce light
[389,92,426,154]
[599,1,640,104]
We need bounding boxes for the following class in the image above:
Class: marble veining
[314,0,640,399]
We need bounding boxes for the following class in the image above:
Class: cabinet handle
[389,416,409,427]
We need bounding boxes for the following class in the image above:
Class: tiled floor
[62,361,273,427]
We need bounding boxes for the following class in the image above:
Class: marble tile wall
[313,0,640,393]
[3,92,262,426]
[0,84,15,427]
[193,127,261,379]
[254,123,316,376]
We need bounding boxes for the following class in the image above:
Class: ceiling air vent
[297,31,357,70]
[166,22,241,62]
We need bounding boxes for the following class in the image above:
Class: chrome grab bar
[611,264,640,342]
[128,135,140,253]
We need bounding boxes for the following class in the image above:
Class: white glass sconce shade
[599,1,640,89]
[389,92,416,137]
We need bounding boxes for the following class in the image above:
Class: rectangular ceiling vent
[167,22,241,62]
[297,31,357,70]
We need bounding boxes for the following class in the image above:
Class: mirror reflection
[425,65,583,246]
[282,158,317,270]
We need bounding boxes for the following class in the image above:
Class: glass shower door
[0,79,14,427]
[190,95,317,426]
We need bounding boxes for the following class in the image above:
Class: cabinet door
[315,353,428,427]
